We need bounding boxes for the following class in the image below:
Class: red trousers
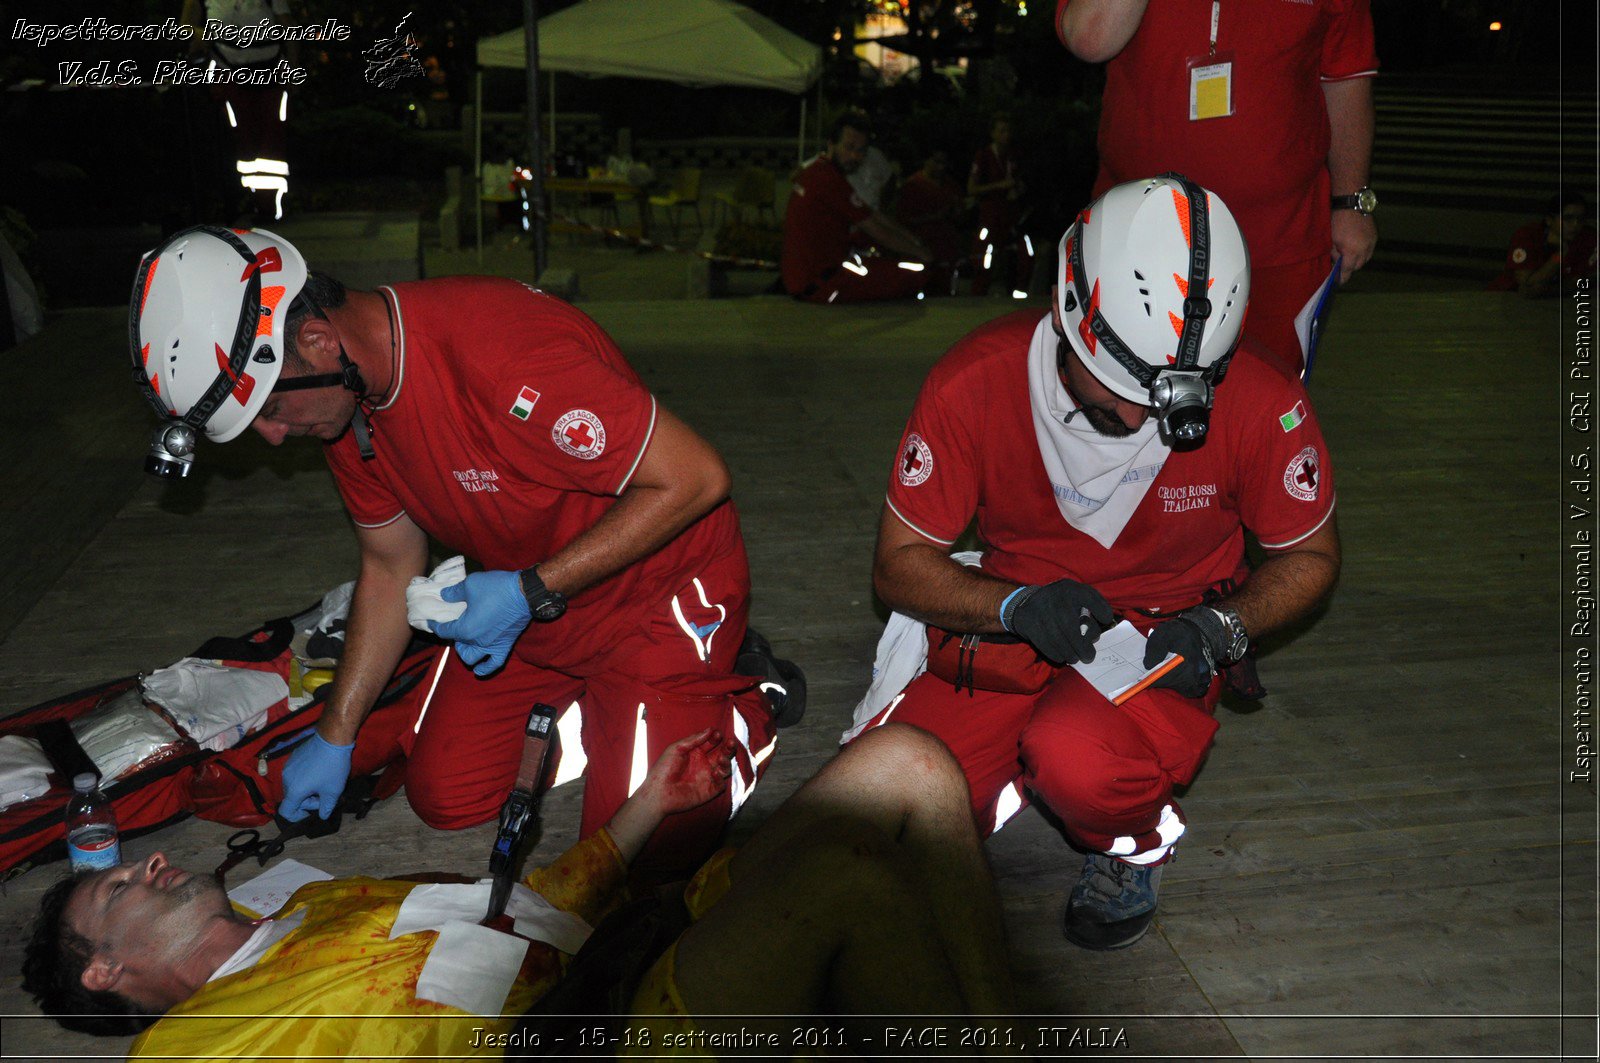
[400,550,775,880]
[1243,255,1335,379]
[971,206,1034,296]
[856,665,1221,864]
[213,83,288,219]
[796,258,927,304]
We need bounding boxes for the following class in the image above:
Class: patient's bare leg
[671,724,1015,1018]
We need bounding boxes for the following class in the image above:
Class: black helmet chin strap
[275,294,378,459]
[269,352,367,395]
[271,353,376,459]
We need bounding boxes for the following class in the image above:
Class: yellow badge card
[1187,53,1234,121]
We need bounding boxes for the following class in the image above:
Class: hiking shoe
[736,627,808,728]
[1063,852,1163,950]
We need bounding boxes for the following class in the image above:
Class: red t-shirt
[885,312,1336,614]
[782,155,873,295]
[895,172,964,262]
[1487,221,1599,290]
[970,144,1019,226]
[323,277,743,673]
[1064,0,1378,268]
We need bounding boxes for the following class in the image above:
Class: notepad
[1072,621,1183,704]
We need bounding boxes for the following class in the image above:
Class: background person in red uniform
[895,150,967,294]
[854,177,1340,950]
[1058,0,1379,376]
[1487,191,1598,297]
[968,114,1034,298]
[782,110,932,304]
[129,227,781,881]
[181,0,296,222]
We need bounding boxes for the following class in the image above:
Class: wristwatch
[519,566,568,623]
[1209,606,1249,664]
[1331,186,1378,216]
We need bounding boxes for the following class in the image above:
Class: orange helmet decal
[1171,188,1192,248]
[1077,279,1102,355]
[257,285,287,338]
[214,343,257,407]
[138,258,159,314]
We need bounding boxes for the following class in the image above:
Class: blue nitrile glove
[431,570,533,677]
[279,732,354,822]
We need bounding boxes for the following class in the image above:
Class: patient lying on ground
[24,724,1016,1059]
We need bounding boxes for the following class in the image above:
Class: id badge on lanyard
[1187,0,1234,121]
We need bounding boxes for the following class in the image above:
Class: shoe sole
[1063,920,1151,951]
[1063,907,1155,951]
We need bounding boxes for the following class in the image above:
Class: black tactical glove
[1000,580,1115,665]
[1143,606,1227,698]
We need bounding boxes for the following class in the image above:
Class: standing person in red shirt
[1058,0,1379,377]
[850,177,1340,949]
[782,110,932,304]
[895,150,967,293]
[1488,191,1598,297]
[968,114,1035,298]
[128,227,791,881]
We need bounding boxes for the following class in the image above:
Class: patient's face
[64,852,231,999]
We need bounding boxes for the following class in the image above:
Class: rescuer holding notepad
[851,176,1340,951]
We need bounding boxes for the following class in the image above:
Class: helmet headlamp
[145,423,197,479]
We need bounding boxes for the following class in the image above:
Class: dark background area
[0,0,1593,308]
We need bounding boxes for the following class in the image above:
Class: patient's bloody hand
[642,728,734,815]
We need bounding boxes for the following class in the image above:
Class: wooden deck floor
[0,290,1592,1061]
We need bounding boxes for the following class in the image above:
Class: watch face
[532,596,567,622]
[1356,188,1378,214]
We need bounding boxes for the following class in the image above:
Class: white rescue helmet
[130,226,308,474]
[1055,174,1250,445]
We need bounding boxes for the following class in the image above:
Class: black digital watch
[519,566,568,622]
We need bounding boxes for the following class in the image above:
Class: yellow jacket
[129,831,627,1061]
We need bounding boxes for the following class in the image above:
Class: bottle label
[68,826,121,872]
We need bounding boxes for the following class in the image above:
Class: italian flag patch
[509,387,541,420]
[1279,401,1305,432]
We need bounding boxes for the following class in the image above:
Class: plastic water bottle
[66,773,121,872]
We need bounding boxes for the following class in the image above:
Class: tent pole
[815,80,823,146]
[475,69,484,265]
[797,95,806,167]
[549,69,557,160]
[522,0,548,276]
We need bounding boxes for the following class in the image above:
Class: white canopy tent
[476,0,823,93]
[473,0,823,253]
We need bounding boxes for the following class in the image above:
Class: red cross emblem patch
[1283,445,1321,502]
[552,409,607,460]
[897,433,933,487]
